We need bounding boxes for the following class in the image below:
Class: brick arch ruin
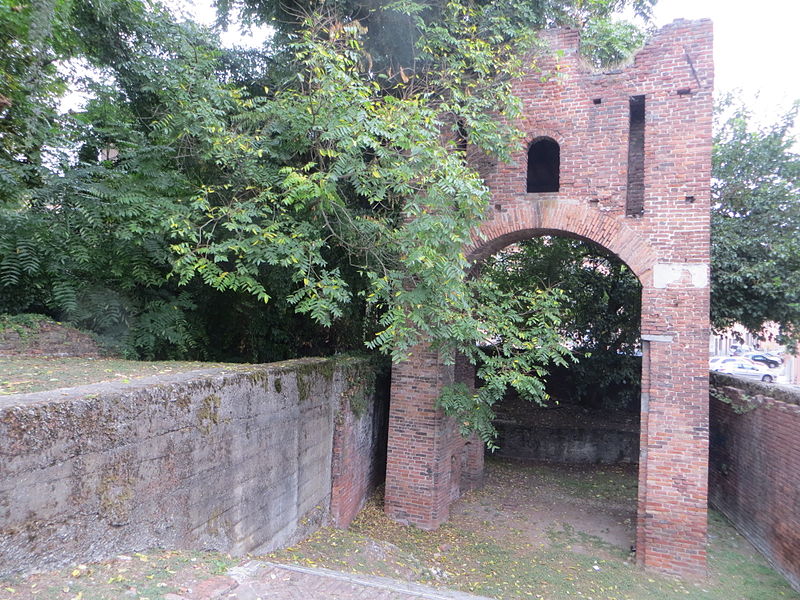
[384,19,714,579]
[465,202,658,280]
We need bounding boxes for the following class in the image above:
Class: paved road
[164,561,493,600]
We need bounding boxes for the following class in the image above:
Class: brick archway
[385,19,713,579]
[466,202,658,283]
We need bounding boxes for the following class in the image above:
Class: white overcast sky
[651,0,800,116]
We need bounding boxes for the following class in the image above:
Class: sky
[649,0,800,117]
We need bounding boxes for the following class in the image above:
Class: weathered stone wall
[709,372,800,592]
[494,422,639,464]
[0,356,387,577]
[490,388,641,465]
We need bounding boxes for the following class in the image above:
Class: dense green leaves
[481,238,641,409]
[711,98,800,349]
[215,0,656,70]
[0,1,549,371]
[437,277,573,448]
[161,11,535,365]
[579,17,645,68]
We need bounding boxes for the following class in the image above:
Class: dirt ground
[271,458,797,600]
[450,460,638,553]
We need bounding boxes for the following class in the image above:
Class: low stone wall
[493,421,639,464]
[491,397,640,465]
[0,356,388,577]
[709,372,800,592]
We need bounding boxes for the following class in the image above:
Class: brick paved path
[164,561,493,600]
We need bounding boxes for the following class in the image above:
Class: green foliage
[579,17,645,68]
[0,0,75,205]
[216,0,656,62]
[0,0,655,447]
[162,11,532,360]
[711,98,800,349]
[437,278,572,448]
[478,237,642,412]
[0,312,53,335]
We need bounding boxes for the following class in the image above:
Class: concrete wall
[0,356,387,577]
[709,372,800,592]
[494,422,639,464]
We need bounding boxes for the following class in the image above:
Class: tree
[0,0,77,205]
[162,13,574,445]
[472,237,642,412]
[1,1,218,356]
[711,98,800,349]
[214,0,655,72]
[0,0,655,445]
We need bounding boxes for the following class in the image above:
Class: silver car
[710,357,775,383]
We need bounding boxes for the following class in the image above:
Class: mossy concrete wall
[709,372,800,592]
[0,356,387,577]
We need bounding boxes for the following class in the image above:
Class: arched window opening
[527,138,560,193]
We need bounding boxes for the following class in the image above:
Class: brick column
[460,434,485,492]
[454,353,484,491]
[637,285,710,578]
[384,344,457,529]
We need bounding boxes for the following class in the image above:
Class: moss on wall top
[710,372,800,408]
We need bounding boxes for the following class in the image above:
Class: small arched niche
[527,137,560,193]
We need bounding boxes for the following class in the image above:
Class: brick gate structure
[385,20,714,579]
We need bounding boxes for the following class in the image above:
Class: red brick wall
[385,344,458,528]
[386,19,714,579]
[709,373,800,592]
[330,366,390,528]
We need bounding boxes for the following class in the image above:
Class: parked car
[710,356,756,369]
[709,356,731,367]
[742,352,781,369]
[711,358,776,383]
[762,350,785,365]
